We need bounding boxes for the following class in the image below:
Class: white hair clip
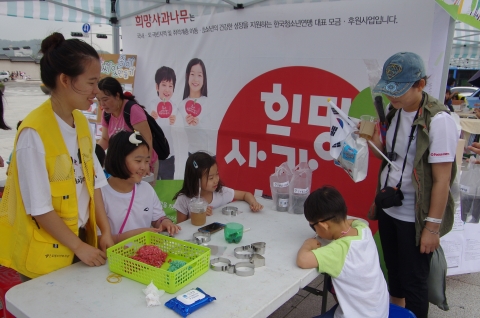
[129,131,142,146]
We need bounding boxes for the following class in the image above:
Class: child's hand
[169,114,176,125]
[206,206,213,216]
[160,219,181,235]
[150,110,159,119]
[185,114,199,126]
[250,201,263,212]
[98,233,115,252]
[303,238,321,250]
[74,242,107,266]
[186,114,195,125]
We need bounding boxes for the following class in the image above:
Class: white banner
[122,0,447,233]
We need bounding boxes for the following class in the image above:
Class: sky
[0,15,115,53]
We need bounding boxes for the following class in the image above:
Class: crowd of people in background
[9,71,30,81]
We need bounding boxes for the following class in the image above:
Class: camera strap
[383,93,425,189]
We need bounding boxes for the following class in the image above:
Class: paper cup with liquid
[359,115,378,140]
[189,197,208,226]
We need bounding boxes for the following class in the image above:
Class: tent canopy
[0,0,478,69]
[452,21,480,69]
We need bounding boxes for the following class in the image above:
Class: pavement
[2,81,480,318]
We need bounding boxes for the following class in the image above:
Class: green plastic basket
[107,232,210,293]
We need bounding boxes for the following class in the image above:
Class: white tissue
[143,281,165,307]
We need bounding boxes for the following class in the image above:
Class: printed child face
[67,59,100,111]
[188,64,204,97]
[126,145,150,183]
[201,163,219,193]
[156,80,174,101]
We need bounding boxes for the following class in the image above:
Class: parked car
[451,86,478,98]
[0,71,9,82]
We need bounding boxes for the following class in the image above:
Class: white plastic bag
[289,162,312,214]
[336,132,368,182]
[269,162,293,212]
[459,157,480,223]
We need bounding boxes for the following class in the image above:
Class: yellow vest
[0,100,97,278]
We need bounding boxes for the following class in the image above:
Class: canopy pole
[111,0,120,54]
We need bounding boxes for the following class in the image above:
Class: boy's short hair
[104,131,150,179]
[304,186,347,224]
[155,66,176,90]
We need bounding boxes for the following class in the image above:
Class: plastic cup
[189,198,207,226]
[224,222,244,243]
[359,115,378,140]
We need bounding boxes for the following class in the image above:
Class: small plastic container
[224,222,243,243]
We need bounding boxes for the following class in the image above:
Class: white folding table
[6,197,324,318]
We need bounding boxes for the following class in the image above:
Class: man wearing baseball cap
[368,52,458,318]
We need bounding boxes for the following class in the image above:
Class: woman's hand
[468,142,480,162]
[420,226,440,254]
[151,110,159,119]
[169,115,176,125]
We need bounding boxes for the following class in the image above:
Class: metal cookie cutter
[227,262,255,277]
[234,245,254,259]
[210,257,232,272]
[222,206,239,216]
[193,232,211,244]
[251,242,266,255]
[250,254,266,268]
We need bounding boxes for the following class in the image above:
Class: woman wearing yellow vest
[0,33,114,280]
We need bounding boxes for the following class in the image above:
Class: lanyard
[384,93,425,189]
[118,184,136,234]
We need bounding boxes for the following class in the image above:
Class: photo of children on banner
[99,131,180,244]
[179,58,215,156]
[150,66,178,180]
[173,151,263,224]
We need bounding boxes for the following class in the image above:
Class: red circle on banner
[157,101,173,118]
[216,66,380,231]
[185,100,202,117]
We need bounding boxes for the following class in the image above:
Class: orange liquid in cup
[190,211,206,226]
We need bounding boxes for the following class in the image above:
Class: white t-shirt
[16,113,108,228]
[101,181,166,234]
[174,186,235,217]
[312,221,389,318]
[179,96,215,154]
[380,110,458,222]
[150,98,179,158]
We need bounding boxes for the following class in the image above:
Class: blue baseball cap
[373,52,426,98]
